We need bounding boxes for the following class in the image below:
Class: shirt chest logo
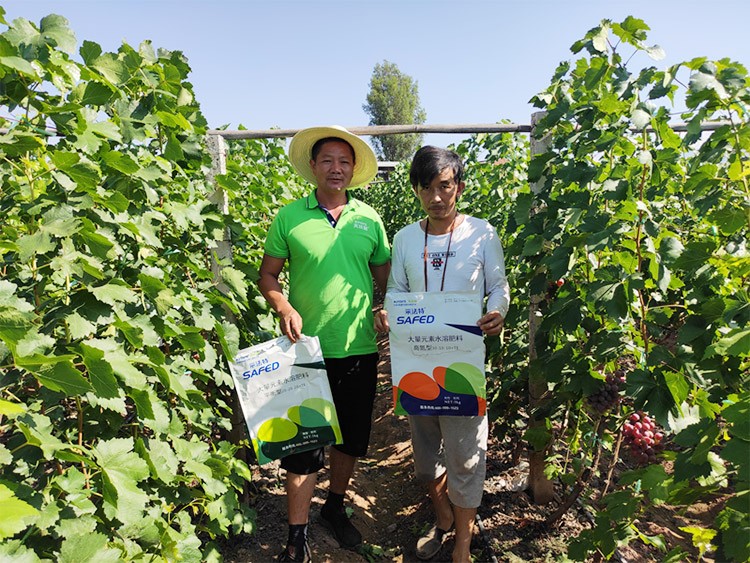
[426,251,456,270]
[353,220,370,232]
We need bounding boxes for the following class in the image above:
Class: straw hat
[288,125,378,188]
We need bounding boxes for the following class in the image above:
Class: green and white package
[228,335,342,465]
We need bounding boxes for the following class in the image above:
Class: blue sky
[3,1,749,147]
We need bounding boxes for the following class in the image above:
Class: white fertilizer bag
[228,335,342,465]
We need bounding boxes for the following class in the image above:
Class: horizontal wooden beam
[206,119,733,140]
[207,123,532,139]
[0,120,732,139]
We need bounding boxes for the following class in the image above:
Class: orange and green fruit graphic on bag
[394,362,486,416]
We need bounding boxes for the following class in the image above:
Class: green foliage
[363,60,426,161]
[219,133,308,343]
[353,163,421,241]
[520,16,748,561]
[455,130,529,255]
[0,13,254,560]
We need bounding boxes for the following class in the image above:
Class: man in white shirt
[375,145,510,563]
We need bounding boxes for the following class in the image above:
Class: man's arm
[477,310,504,336]
[258,254,303,342]
[371,261,391,333]
[370,261,391,294]
[478,225,511,336]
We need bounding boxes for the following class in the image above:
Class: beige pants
[408,414,488,508]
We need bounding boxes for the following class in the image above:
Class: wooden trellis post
[206,134,234,294]
[205,133,249,479]
[526,111,556,504]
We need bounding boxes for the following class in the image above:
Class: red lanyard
[423,215,457,292]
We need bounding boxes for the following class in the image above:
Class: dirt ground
[218,332,720,563]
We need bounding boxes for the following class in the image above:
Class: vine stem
[10,442,31,455]
[63,274,71,342]
[601,421,624,499]
[76,395,90,489]
[1,154,25,174]
[562,405,580,475]
[635,134,650,356]
[727,108,750,198]
[545,416,606,527]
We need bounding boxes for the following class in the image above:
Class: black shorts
[280,352,378,475]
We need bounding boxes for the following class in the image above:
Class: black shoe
[320,504,362,549]
[277,541,311,562]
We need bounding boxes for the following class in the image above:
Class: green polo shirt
[264,191,390,358]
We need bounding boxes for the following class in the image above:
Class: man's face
[309,140,355,194]
[414,167,465,222]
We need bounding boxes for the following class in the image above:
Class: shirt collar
[305,190,352,210]
[305,191,318,209]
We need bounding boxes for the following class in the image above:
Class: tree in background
[363,60,426,161]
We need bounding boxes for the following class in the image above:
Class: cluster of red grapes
[586,369,626,414]
[622,411,664,465]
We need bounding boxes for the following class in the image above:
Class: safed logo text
[396,315,435,325]
[242,361,280,379]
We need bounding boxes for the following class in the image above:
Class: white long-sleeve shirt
[387,215,510,317]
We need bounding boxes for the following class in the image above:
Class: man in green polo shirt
[259,125,390,562]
